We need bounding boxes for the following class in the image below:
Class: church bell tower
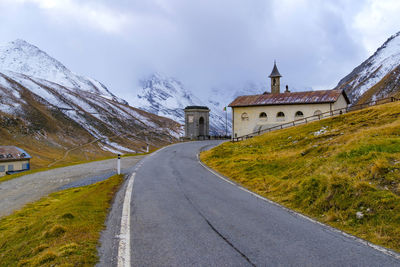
[269,61,282,94]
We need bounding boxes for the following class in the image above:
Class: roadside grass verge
[201,101,400,252]
[0,174,124,266]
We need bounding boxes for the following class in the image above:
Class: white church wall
[232,99,347,138]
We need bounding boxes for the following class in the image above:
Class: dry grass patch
[201,101,400,252]
[0,174,123,266]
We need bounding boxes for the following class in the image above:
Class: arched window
[276,111,285,121]
[314,110,322,116]
[295,111,304,118]
[259,112,267,121]
[241,112,249,121]
[273,78,276,86]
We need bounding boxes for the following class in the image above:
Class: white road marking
[117,172,135,267]
[116,143,174,266]
[197,154,400,260]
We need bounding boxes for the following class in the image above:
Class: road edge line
[196,153,400,261]
[116,142,175,266]
[117,172,135,267]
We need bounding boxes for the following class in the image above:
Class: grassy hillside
[0,75,181,170]
[201,101,400,252]
[0,174,123,266]
[0,123,113,170]
[0,109,174,170]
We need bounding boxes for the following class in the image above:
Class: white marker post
[117,154,121,175]
[146,144,149,153]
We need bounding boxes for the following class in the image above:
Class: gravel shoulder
[0,156,143,218]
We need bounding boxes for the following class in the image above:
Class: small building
[0,146,31,176]
[229,62,350,138]
[184,106,210,140]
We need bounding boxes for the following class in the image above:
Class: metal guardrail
[232,96,400,142]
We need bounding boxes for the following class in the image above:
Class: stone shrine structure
[184,106,210,139]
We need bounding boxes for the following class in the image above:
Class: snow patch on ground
[313,126,328,136]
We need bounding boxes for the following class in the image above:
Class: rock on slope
[335,31,400,104]
[0,40,180,164]
[131,73,231,135]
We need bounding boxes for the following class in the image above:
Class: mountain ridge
[0,39,180,167]
[131,72,231,135]
[0,39,127,104]
[335,31,400,104]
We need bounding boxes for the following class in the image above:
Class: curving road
[99,141,400,266]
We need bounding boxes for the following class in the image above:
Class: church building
[229,62,350,138]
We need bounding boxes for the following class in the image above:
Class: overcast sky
[0,0,399,101]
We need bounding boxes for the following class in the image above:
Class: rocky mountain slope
[0,40,180,167]
[335,31,400,104]
[131,73,232,135]
[0,40,127,104]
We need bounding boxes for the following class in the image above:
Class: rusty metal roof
[0,146,31,162]
[229,89,349,107]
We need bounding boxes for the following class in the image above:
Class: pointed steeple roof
[269,61,282,78]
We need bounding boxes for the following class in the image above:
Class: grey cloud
[0,0,394,101]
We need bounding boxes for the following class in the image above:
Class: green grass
[0,174,124,266]
[201,101,400,252]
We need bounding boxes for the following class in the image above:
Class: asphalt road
[0,156,143,218]
[99,141,400,266]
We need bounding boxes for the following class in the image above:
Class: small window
[276,111,285,121]
[0,166,5,172]
[241,112,249,121]
[295,111,304,117]
[259,112,267,121]
[273,78,276,86]
[8,165,13,171]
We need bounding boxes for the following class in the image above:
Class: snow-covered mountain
[0,39,127,104]
[0,40,180,157]
[335,31,400,104]
[131,73,232,135]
